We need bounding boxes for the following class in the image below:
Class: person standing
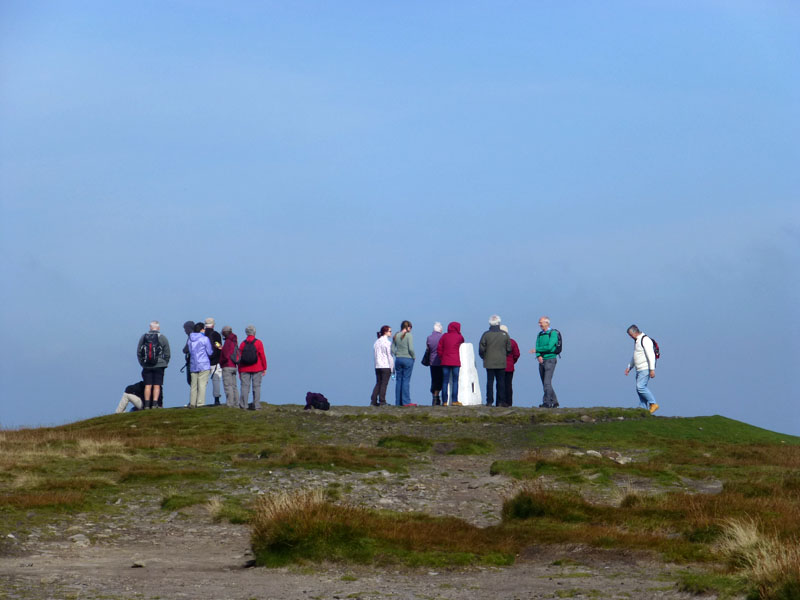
[530,316,560,408]
[371,325,394,406]
[499,325,521,407]
[437,321,464,406]
[219,325,240,408]
[426,322,444,405]
[391,320,415,406]
[238,324,267,410]
[204,318,223,405]
[187,322,213,408]
[625,324,659,413]
[479,315,511,407]
[136,320,171,409]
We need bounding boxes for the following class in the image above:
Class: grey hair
[539,316,550,326]
[627,324,640,335]
[489,314,501,326]
[245,324,256,336]
[499,324,509,334]
[221,325,232,335]
[149,320,160,331]
[433,322,443,333]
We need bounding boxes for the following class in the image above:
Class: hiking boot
[649,403,660,414]
[247,404,256,411]
[451,401,462,406]
[214,397,221,406]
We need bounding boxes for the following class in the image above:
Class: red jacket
[220,333,239,368]
[238,336,267,373]
[437,322,464,366]
[506,338,521,372]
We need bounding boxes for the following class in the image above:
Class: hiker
[204,318,224,405]
[370,325,394,406]
[529,316,560,408]
[500,325,521,407]
[181,320,195,387]
[479,315,511,407]
[425,322,444,405]
[238,324,267,410]
[625,324,659,413]
[437,321,464,406]
[187,322,214,408]
[219,326,240,408]
[115,381,147,413]
[391,320,415,406]
[136,321,171,409]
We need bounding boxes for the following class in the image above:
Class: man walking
[625,324,659,413]
[204,318,223,405]
[479,315,511,407]
[530,316,559,408]
[136,321,170,409]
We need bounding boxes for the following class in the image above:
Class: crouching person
[116,381,166,413]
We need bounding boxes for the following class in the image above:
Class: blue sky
[1,1,798,435]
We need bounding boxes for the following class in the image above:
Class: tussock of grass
[0,491,85,508]
[717,518,800,599]
[161,492,208,511]
[250,489,514,567]
[118,465,215,483]
[446,438,494,455]
[377,435,433,453]
[205,495,251,524]
[250,444,409,473]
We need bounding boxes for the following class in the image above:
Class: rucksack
[239,338,258,366]
[553,329,563,357]
[642,335,660,363]
[304,392,330,411]
[229,343,241,365]
[140,332,162,367]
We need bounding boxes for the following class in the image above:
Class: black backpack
[140,332,162,367]
[229,343,241,365]
[304,392,330,411]
[239,339,258,366]
[553,329,563,357]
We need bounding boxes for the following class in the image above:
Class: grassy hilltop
[1,406,799,600]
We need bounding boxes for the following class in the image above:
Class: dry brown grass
[0,491,85,508]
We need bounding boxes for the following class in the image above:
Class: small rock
[69,534,90,547]
[580,415,595,423]
[586,450,602,458]
[131,561,146,568]
[7,534,15,539]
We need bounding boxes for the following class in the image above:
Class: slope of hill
[1,405,798,599]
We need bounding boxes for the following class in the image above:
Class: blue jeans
[394,357,414,406]
[441,366,460,405]
[635,369,657,407]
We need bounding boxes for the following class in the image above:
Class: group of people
[119,319,269,413]
[371,315,660,413]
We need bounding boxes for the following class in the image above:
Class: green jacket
[391,332,415,359]
[535,329,558,360]
[478,326,511,369]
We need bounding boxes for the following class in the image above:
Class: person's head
[221,325,233,338]
[204,317,215,330]
[433,322,443,333]
[183,320,195,335]
[489,314,501,327]
[149,320,160,332]
[499,324,509,334]
[377,325,392,339]
[193,322,205,333]
[400,320,412,339]
[245,324,256,337]
[538,316,550,331]
[627,324,640,340]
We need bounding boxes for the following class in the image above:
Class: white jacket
[373,336,394,370]
[629,333,656,372]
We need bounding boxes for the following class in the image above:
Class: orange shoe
[649,403,659,414]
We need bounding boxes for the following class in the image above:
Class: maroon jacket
[220,333,239,368]
[437,322,464,366]
[506,338,521,372]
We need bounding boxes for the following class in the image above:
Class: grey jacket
[137,332,171,369]
[478,326,510,369]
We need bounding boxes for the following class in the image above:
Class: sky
[1,1,798,435]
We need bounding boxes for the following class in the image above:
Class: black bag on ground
[305,392,330,411]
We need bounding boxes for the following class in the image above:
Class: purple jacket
[187,332,213,372]
[426,331,443,366]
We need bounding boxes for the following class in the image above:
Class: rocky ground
[0,406,727,599]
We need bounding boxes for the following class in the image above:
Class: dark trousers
[371,368,391,405]
[429,366,443,393]
[485,368,506,406]
[504,370,514,407]
[539,358,558,407]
